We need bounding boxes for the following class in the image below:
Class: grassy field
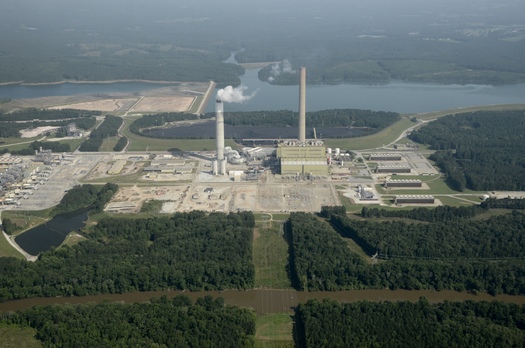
[99,137,120,152]
[253,221,292,289]
[0,326,41,348]
[255,313,294,348]
[324,118,414,150]
[60,232,87,248]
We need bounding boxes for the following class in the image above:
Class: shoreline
[0,79,191,87]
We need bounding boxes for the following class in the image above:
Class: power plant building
[276,67,328,175]
[375,166,411,174]
[394,195,435,204]
[277,141,328,175]
[369,153,402,161]
[384,179,422,188]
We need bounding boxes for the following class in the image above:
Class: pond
[14,208,89,256]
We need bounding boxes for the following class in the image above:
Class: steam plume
[268,59,296,82]
[217,85,256,103]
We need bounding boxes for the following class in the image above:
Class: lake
[14,208,89,256]
[209,69,525,114]
[1,70,525,114]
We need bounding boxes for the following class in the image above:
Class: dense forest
[289,212,525,294]
[2,2,523,86]
[78,115,122,152]
[222,109,400,130]
[481,197,525,210]
[333,211,525,259]
[409,110,525,191]
[296,298,525,348]
[0,211,255,302]
[0,295,256,347]
[360,205,485,222]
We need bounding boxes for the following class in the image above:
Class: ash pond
[15,208,89,256]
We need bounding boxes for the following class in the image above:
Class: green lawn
[324,118,414,150]
[0,326,41,348]
[255,313,294,348]
[253,222,292,289]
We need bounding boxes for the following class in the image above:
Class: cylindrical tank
[335,148,340,155]
[327,148,332,154]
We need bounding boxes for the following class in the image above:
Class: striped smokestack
[298,67,306,142]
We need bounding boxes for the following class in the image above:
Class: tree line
[0,211,255,302]
[112,136,128,151]
[0,108,100,122]
[409,110,525,191]
[221,109,400,131]
[296,298,525,348]
[78,115,122,152]
[0,295,256,347]
[128,112,199,136]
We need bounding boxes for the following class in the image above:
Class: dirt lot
[2,83,210,113]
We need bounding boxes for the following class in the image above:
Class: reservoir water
[14,208,89,256]
[209,69,525,114]
[1,71,525,114]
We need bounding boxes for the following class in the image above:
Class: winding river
[1,288,524,314]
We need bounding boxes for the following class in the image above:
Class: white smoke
[217,85,257,103]
[267,59,296,82]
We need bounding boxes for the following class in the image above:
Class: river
[1,288,524,314]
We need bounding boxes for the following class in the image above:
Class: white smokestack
[215,99,225,175]
[299,67,306,142]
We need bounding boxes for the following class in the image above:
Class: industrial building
[394,195,435,204]
[375,166,411,174]
[384,179,422,188]
[368,153,402,161]
[276,67,329,176]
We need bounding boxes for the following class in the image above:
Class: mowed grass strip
[0,232,25,259]
[255,313,294,348]
[324,118,414,150]
[253,222,292,289]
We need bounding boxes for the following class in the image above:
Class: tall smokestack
[215,98,225,175]
[298,67,306,142]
